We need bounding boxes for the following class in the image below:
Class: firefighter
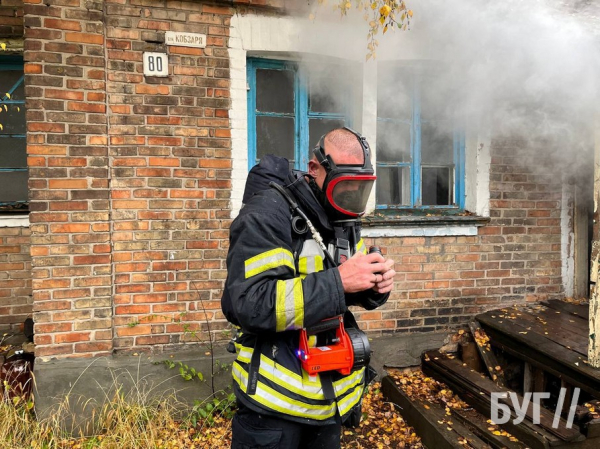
[222,127,396,449]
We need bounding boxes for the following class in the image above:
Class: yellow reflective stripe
[233,362,336,420]
[356,239,366,254]
[333,367,365,396]
[299,255,324,275]
[245,248,295,279]
[257,356,325,399]
[275,278,304,332]
[235,345,251,364]
[337,383,364,416]
[236,343,320,387]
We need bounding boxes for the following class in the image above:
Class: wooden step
[381,375,496,449]
[423,350,586,448]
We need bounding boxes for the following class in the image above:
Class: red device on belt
[296,315,355,376]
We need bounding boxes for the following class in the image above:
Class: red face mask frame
[313,127,376,218]
[325,174,377,217]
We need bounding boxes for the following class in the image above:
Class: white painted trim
[0,215,29,228]
[362,225,478,238]
[561,182,575,297]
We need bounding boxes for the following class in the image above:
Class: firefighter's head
[308,127,376,220]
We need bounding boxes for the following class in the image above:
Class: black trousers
[231,402,341,449]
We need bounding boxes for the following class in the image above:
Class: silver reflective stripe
[276,278,303,331]
[337,383,364,416]
[333,367,364,396]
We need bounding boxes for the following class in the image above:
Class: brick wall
[0,0,23,40]
[25,0,234,359]
[354,137,564,334]
[105,0,232,354]
[0,227,31,333]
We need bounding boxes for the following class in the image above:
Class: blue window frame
[376,66,465,212]
[0,55,27,212]
[247,57,352,171]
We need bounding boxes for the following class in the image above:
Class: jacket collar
[286,171,333,233]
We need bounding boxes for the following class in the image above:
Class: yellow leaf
[371,2,377,10]
[383,25,388,34]
[0,43,5,51]
[0,124,3,131]
[5,92,10,99]
[379,15,385,25]
[379,5,391,17]
[408,10,413,17]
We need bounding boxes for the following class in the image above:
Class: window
[247,58,353,171]
[376,64,465,212]
[0,56,27,213]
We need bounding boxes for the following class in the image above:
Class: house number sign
[143,52,168,77]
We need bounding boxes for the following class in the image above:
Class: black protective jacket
[221,162,388,425]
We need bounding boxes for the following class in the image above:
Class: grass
[0,379,425,449]
[0,361,233,449]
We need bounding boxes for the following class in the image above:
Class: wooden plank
[484,328,600,402]
[584,418,600,439]
[422,357,552,449]
[425,351,584,443]
[535,307,589,338]
[542,300,590,321]
[489,307,588,355]
[449,408,529,449]
[381,376,489,449]
[469,321,506,387]
[477,313,600,384]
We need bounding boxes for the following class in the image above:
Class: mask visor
[326,175,376,217]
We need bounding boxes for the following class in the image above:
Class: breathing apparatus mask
[309,127,376,221]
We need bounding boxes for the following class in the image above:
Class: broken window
[247,57,352,171]
[0,56,27,213]
[376,64,465,212]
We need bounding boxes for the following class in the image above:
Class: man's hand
[372,258,395,294]
[337,251,395,294]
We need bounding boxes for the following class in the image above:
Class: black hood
[286,170,334,234]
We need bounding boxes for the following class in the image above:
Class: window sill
[360,214,490,238]
[0,215,30,228]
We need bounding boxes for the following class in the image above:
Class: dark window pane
[376,166,410,206]
[309,68,345,113]
[376,120,410,163]
[0,104,26,135]
[256,68,294,114]
[309,118,345,149]
[421,122,453,165]
[422,166,453,206]
[0,137,26,168]
[256,116,295,164]
[377,68,411,119]
[0,170,28,203]
[0,70,23,98]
